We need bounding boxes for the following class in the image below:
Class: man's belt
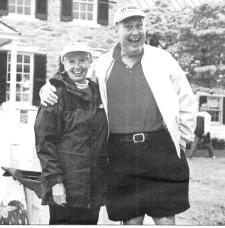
[110,129,165,143]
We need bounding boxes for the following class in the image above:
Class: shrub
[186,138,225,150]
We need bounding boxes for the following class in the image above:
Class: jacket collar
[56,72,99,103]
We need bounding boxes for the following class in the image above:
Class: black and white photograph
[0,0,225,225]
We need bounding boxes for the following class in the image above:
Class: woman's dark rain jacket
[34,72,108,209]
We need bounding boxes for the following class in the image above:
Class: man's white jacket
[89,44,197,158]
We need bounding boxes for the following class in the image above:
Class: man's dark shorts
[106,129,190,221]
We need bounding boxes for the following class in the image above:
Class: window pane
[8,54,11,62]
[23,65,30,73]
[87,4,93,11]
[16,74,22,82]
[16,84,21,92]
[17,54,23,63]
[73,12,79,19]
[17,64,22,72]
[9,5,16,13]
[87,13,93,20]
[73,2,79,10]
[16,93,21,101]
[18,0,23,5]
[6,93,10,101]
[17,6,23,14]
[6,84,10,92]
[22,85,29,92]
[25,7,30,15]
[24,55,30,63]
[9,0,16,3]
[22,83,30,92]
[81,12,86,20]
[7,73,10,81]
[8,65,11,73]
[22,93,29,102]
[20,110,28,123]
[23,74,30,80]
[81,3,86,10]
[25,0,30,5]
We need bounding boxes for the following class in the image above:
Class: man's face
[63,52,90,84]
[115,16,146,57]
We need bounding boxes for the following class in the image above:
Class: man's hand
[52,183,67,206]
[40,82,58,106]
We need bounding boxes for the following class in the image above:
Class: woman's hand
[40,82,58,106]
[52,183,67,206]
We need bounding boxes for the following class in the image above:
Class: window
[73,0,95,21]
[6,52,33,103]
[20,109,28,124]
[208,110,220,122]
[8,0,31,15]
[61,0,108,26]
[70,0,98,25]
[0,0,47,21]
[202,96,222,123]
[0,50,47,106]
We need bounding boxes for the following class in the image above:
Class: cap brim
[114,13,145,25]
[61,50,92,63]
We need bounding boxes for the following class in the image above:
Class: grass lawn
[12,149,224,225]
[176,150,225,225]
[142,150,225,225]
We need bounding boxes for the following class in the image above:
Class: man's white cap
[114,4,145,26]
[61,42,92,63]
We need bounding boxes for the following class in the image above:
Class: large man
[39,4,196,225]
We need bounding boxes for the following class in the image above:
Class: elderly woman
[34,42,108,225]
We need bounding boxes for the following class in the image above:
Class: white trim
[2,44,42,54]
[29,53,34,105]
[196,91,225,97]
[3,14,38,22]
[10,41,17,103]
[69,20,101,27]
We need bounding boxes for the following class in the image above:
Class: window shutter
[32,54,47,106]
[35,0,47,20]
[0,51,8,105]
[223,97,225,125]
[97,0,109,26]
[199,96,207,110]
[0,0,8,16]
[60,0,73,22]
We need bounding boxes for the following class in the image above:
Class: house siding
[0,0,117,80]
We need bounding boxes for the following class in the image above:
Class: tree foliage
[146,2,225,89]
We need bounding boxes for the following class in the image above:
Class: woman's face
[63,52,90,84]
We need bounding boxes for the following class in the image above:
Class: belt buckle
[133,133,145,143]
